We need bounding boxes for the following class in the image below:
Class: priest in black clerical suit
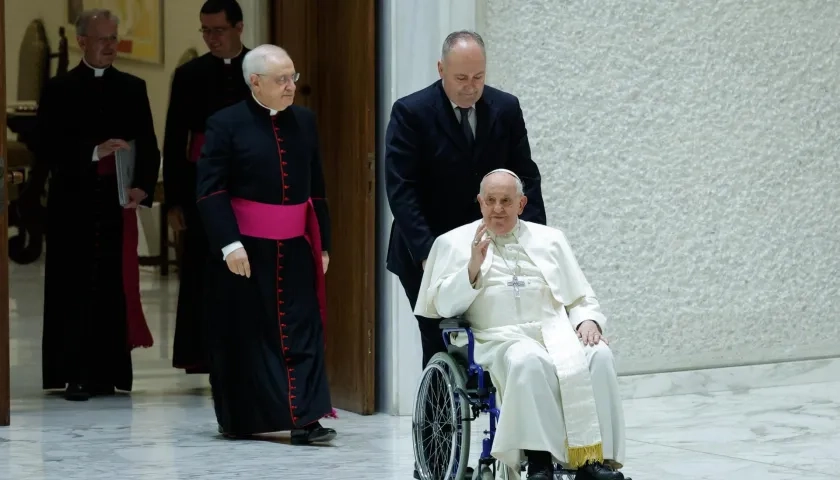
[164,0,251,374]
[195,44,336,444]
[385,30,547,369]
[35,9,160,401]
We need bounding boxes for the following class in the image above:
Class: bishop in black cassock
[195,44,336,444]
[164,0,251,374]
[34,10,159,401]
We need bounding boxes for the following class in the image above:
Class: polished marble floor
[3,259,839,479]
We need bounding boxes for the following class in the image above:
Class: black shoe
[64,383,90,401]
[413,466,420,479]
[526,450,554,479]
[290,422,336,445]
[576,461,624,480]
[527,473,552,480]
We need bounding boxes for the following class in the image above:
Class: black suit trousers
[399,271,447,369]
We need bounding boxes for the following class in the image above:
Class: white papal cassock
[414,219,626,477]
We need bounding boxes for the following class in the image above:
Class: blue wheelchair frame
[437,317,578,479]
[438,317,501,473]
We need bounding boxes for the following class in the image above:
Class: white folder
[115,140,136,206]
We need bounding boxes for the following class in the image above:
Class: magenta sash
[229,197,328,332]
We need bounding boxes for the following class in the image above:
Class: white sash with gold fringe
[540,315,603,467]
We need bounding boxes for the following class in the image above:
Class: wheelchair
[412,317,578,480]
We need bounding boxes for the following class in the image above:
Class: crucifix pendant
[507,275,525,298]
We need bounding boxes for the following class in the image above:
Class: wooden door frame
[1,0,12,427]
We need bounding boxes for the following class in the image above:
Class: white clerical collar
[223,46,244,65]
[82,57,109,77]
[252,93,278,116]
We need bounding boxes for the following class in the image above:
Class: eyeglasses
[199,27,230,36]
[81,34,119,45]
[255,72,301,85]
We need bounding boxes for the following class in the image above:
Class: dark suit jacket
[384,80,547,279]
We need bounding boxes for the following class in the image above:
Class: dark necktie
[457,106,474,149]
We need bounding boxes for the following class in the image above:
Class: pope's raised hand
[468,222,491,283]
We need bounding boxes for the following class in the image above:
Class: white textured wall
[479,0,840,373]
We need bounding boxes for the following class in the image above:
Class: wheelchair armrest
[439,317,471,330]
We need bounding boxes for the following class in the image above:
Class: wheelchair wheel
[413,352,471,480]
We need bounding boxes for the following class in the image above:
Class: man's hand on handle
[226,247,251,278]
[468,222,491,284]
[322,252,329,274]
[577,320,607,346]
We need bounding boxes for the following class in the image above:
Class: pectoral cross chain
[507,275,525,298]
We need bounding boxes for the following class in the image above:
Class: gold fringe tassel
[566,441,604,469]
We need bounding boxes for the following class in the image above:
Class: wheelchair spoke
[413,354,471,480]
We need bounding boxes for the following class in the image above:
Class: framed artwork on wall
[65,0,164,65]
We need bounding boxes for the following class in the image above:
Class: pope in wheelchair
[412,170,627,480]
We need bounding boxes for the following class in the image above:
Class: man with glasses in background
[163,0,251,375]
[36,8,160,401]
